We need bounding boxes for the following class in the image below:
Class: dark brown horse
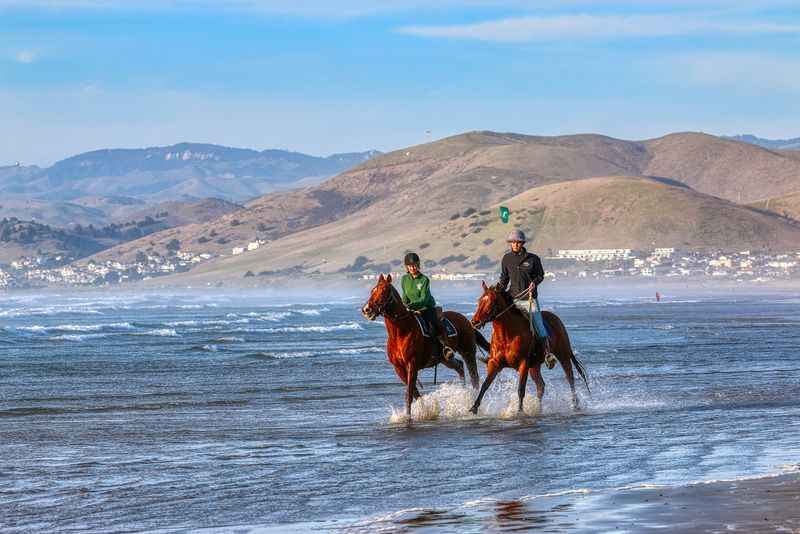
[469,281,589,416]
[361,274,491,419]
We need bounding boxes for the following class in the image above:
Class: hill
[642,133,800,203]
[726,134,800,150]
[88,131,654,263]
[117,198,244,227]
[161,176,800,282]
[0,217,112,263]
[0,143,379,203]
[0,199,111,227]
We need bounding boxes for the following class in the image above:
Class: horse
[469,281,589,416]
[361,274,491,419]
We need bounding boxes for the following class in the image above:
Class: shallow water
[1,289,799,532]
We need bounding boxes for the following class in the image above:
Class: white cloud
[398,14,800,41]
[667,52,800,92]
[13,49,38,63]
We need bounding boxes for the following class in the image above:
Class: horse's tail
[571,352,591,395]
[475,330,490,352]
[545,310,590,395]
[475,329,491,364]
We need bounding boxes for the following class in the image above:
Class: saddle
[415,307,458,338]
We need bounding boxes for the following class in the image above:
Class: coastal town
[3,246,800,289]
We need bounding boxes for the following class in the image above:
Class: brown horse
[469,281,589,416]
[361,274,491,419]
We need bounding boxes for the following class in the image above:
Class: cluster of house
[356,248,800,284]
[0,250,216,288]
[555,248,800,280]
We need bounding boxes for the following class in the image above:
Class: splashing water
[388,378,544,423]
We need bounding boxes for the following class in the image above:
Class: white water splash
[388,380,542,423]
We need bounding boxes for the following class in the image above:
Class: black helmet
[404,252,420,266]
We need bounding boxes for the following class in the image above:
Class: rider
[400,252,453,362]
[498,230,557,368]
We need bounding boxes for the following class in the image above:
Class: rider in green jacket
[400,252,452,362]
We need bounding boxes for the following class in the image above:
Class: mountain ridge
[0,143,380,203]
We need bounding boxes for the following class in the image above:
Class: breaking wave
[233,322,364,334]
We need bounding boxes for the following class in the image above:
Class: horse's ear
[378,273,385,282]
[386,274,392,284]
[481,280,488,292]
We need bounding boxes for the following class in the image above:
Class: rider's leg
[423,308,446,360]
[531,299,557,369]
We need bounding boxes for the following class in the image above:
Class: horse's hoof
[469,405,479,415]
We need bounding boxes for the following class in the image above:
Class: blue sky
[2,1,799,165]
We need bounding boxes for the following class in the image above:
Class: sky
[1,0,799,166]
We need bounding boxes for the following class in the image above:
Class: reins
[473,286,532,329]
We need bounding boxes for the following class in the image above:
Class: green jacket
[401,273,436,311]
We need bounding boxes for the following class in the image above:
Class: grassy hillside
[165,176,800,282]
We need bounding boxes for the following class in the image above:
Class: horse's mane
[491,283,527,320]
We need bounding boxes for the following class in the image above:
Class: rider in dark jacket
[498,230,556,368]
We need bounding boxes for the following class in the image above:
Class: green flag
[499,206,510,224]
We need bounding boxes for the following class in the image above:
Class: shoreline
[231,470,800,533]
[7,275,800,296]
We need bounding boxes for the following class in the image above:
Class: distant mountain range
[0,143,380,203]
[726,134,800,151]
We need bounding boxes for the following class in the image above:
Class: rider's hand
[529,282,536,291]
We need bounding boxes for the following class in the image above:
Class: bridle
[365,284,412,321]
[472,287,531,329]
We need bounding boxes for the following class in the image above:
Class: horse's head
[472,280,507,329]
[361,273,395,321]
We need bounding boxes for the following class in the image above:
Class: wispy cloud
[13,49,39,63]
[398,14,800,42]
[667,52,800,92]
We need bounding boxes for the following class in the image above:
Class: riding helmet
[404,252,420,266]
[506,229,526,243]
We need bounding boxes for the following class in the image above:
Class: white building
[652,248,675,258]
[557,249,632,261]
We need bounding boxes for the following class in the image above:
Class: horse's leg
[406,364,419,419]
[560,353,579,411]
[517,361,529,414]
[394,364,407,385]
[469,359,501,415]
[461,347,480,389]
[528,364,545,416]
[440,355,465,384]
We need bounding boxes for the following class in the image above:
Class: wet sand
[564,472,800,533]
[333,471,800,533]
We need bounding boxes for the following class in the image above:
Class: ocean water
[1,288,799,532]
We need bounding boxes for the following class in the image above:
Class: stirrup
[545,352,557,369]
[441,346,454,362]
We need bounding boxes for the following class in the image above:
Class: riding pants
[513,299,550,339]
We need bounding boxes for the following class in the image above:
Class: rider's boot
[437,334,454,362]
[543,337,557,369]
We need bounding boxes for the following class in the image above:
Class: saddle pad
[415,315,458,338]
